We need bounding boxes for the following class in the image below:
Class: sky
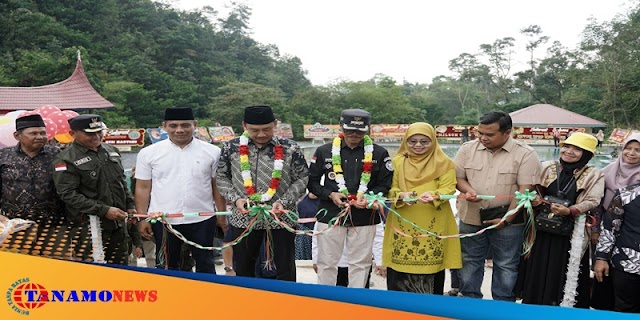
[172,0,631,85]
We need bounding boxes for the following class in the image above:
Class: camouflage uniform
[53,141,133,264]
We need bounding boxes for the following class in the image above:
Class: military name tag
[74,157,92,166]
[108,152,120,157]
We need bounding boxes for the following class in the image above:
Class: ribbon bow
[515,189,537,211]
[146,212,165,224]
[364,191,387,209]
[248,204,272,218]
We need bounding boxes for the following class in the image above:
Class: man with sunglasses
[308,109,392,288]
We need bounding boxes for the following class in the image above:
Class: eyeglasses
[407,139,432,146]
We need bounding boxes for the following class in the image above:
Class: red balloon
[62,110,79,118]
[35,105,61,118]
[42,118,58,140]
[17,111,39,118]
[46,111,73,135]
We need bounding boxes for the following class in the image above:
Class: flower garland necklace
[332,133,374,200]
[239,131,284,203]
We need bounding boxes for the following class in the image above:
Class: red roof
[510,104,606,128]
[0,58,114,111]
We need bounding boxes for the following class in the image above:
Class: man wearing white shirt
[136,107,227,273]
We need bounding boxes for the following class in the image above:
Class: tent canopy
[509,104,606,128]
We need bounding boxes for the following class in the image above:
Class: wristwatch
[224,266,234,272]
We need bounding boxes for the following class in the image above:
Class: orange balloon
[54,132,74,144]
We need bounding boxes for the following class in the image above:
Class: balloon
[54,132,74,144]
[0,116,16,148]
[17,111,39,118]
[62,110,79,118]
[35,105,61,118]
[42,118,58,140]
[5,110,27,120]
[46,111,73,135]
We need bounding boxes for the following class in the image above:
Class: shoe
[445,289,460,296]
[214,257,223,266]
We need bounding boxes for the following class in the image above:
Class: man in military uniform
[308,109,393,288]
[0,114,64,255]
[53,114,135,264]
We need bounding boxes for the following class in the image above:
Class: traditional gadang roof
[509,104,606,128]
[0,55,114,111]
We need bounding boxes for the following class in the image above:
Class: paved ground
[135,258,495,298]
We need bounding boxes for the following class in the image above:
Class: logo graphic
[6,278,158,316]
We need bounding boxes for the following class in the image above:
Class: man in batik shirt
[217,105,309,281]
[0,114,64,255]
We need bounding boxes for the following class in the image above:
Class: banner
[370,124,410,140]
[146,128,168,144]
[511,127,578,140]
[276,122,294,138]
[0,251,629,320]
[102,129,145,147]
[194,127,212,143]
[303,123,341,138]
[434,125,476,138]
[608,128,638,144]
[208,126,236,143]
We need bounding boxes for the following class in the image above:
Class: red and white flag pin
[55,163,67,171]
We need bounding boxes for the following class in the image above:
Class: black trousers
[155,218,217,274]
[337,266,372,288]
[613,268,640,313]
[231,226,296,281]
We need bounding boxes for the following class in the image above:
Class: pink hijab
[602,132,640,208]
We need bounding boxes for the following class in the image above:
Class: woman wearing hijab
[594,133,640,313]
[521,132,604,307]
[591,133,640,310]
[382,122,461,293]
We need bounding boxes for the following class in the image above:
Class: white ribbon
[89,215,105,263]
[560,214,587,307]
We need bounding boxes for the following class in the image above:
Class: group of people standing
[1,106,639,313]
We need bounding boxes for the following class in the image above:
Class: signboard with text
[276,122,294,138]
[208,126,236,143]
[608,128,640,144]
[303,123,341,139]
[434,125,476,139]
[103,129,145,147]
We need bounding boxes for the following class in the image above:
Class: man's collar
[341,138,364,150]
[72,141,101,153]
[169,137,195,148]
[249,137,277,147]
[475,137,514,153]
[14,143,46,156]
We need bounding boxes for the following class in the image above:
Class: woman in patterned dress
[594,133,640,313]
[382,122,461,293]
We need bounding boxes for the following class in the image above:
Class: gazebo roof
[0,56,114,111]
[510,104,606,128]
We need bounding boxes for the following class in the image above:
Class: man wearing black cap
[53,114,135,264]
[217,105,309,281]
[308,108,393,287]
[0,114,65,255]
[135,107,227,273]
